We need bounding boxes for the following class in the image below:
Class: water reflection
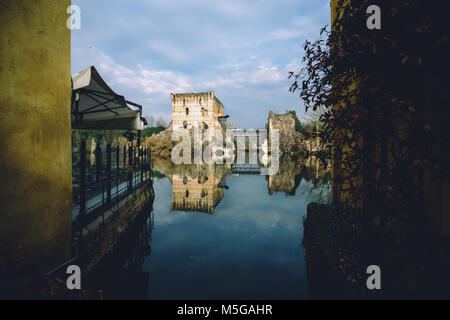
[267,159,302,196]
[123,212,154,272]
[170,165,230,214]
[89,211,154,299]
[92,156,331,299]
[267,156,330,201]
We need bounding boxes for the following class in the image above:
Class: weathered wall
[268,111,299,156]
[0,0,72,270]
[171,92,224,130]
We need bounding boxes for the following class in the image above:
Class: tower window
[199,98,203,105]
[183,98,186,106]
[186,108,189,115]
[183,121,187,129]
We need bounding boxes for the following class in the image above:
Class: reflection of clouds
[154,175,308,234]
[149,165,330,264]
[146,172,320,298]
[151,158,329,235]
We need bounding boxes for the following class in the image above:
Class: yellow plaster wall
[0,0,72,270]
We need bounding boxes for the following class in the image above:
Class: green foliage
[142,126,166,138]
[289,1,450,276]
[150,170,166,179]
[72,129,127,146]
[287,110,305,133]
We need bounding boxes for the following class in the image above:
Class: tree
[299,105,327,125]
[144,115,155,127]
[156,117,167,128]
[290,0,449,210]
[142,126,165,138]
[290,0,450,296]
[287,110,305,133]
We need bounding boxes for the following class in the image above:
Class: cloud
[146,39,190,64]
[84,50,284,103]
[71,0,331,127]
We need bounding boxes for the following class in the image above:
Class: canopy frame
[71,66,147,130]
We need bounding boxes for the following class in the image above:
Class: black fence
[72,140,151,234]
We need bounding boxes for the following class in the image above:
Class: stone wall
[268,111,302,156]
[77,181,155,275]
[171,91,224,131]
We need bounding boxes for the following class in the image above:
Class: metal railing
[72,141,151,234]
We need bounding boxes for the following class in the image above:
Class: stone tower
[170,91,224,130]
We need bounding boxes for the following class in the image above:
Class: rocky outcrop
[143,129,174,159]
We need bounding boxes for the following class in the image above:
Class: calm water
[94,157,330,299]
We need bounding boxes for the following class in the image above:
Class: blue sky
[71,0,331,128]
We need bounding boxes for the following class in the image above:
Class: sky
[71,0,331,128]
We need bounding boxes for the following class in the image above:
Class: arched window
[199,98,203,106]
[183,121,187,129]
[183,176,187,184]
[186,108,189,115]
[183,98,186,106]
[186,190,189,197]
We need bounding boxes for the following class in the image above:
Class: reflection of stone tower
[268,158,302,196]
[170,174,224,214]
[170,91,224,131]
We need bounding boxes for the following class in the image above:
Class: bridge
[230,128,266,137]
[231,163,262,175]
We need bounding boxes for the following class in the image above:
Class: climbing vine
[290,0,450,249]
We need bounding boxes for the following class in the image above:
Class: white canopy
[71,66,145,130]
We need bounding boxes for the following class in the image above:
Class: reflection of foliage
[299,162,332,205]
[0,244,99,299]
[150,170,166,179]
